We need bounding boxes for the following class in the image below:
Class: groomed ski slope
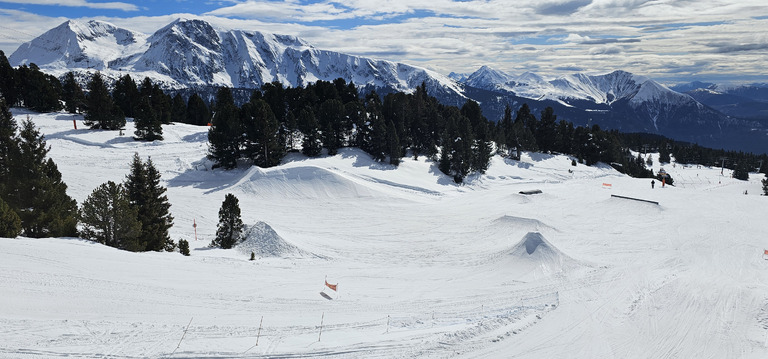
[2,109,768,358]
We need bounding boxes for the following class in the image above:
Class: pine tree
[125,154,174,251]
[112,74,139,118]
[208,87,241,169]
[186,93,210,126]
[297,108,322,157]
[61,72,86,114]
[0,196,21,238]
[171,94,186,124]
[242,99,284,167]
[762,177,768,196]
[386,120,401,166]
[13,119,78,237]
[0,51,18,107]
[0,98,18,197]
[659,144,671,163]
[133,96,163,141]
[79,181,143,251]
[84,72,125,130]
[179,239,190,256]
[212,193,243,249]
[16,64,62,113]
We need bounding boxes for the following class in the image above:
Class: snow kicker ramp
[233,166,382,199]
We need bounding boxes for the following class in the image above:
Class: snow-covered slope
[8,20,148,71]
[2,109,768,358]
[9,18,462,97]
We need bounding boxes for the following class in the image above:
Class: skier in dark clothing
[651,180,655,189]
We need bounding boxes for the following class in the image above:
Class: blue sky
[1,0,768,84]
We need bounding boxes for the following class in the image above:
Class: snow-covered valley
[2,109,768,358]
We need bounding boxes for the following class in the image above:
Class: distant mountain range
[9,19,768,154]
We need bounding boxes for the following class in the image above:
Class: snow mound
[505,232,578,278]
[237,222,307,258]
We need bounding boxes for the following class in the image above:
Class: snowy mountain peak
[465,66,513,89]
[9,19,147,71]
[10,18,461,97]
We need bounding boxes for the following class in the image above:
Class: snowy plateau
[2,109,768,358]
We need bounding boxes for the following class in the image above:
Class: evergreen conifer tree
[208,87,241,169]
[0,98,18,197]
[297,108,322,157]
[762,177,768,196]
[133,96,163,141]
[0,196,21,238]
[13,119,78,237]
[179,239,190,256]
[61,72,86,114]
[212,193,243,249]
[112,74,139,118]
[84,72,125,130]
[171,94,186,124]
[79,181,143,251]
[243,99,284,167]
[186,93,210,126]
[0,51,18,106]
[125,154,174,251]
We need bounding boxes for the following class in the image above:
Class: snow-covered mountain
[670,81,768,121]
[10,18,464,99]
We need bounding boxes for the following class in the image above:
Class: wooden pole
[193,218,197,241]
[386,315,390,333]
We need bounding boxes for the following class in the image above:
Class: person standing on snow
[651,180,655,189]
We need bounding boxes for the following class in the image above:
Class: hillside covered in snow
[2,109,768,358]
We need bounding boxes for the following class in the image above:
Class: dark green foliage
[733,161,750,181]
[242,98,284,167]
[186,93,211,126]
[318,98,346,156]
[250,251,255,260]
[179,239,190,256]
[208,87,241,169]
[0,196,21,238]
[297,108,322,157]
[112,74,139,118]
[212,193,243,249]
[659,144,671,163]
[171,94,186,124]
[16,64,62,113]
[10,119,78,237]
[133,96,163,141]
[125,153,174,251]
[386,120,401,166]
[762,177,768,196]
[537,107,557,153]
[0,51,18,106]
[61,72,85,114]
[79,181,143,251]
[84,72,125,130]
[0,98,18,196]
[439,108,475,183]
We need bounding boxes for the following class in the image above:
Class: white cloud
[0,0,139,11]
[1,0,768,84]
